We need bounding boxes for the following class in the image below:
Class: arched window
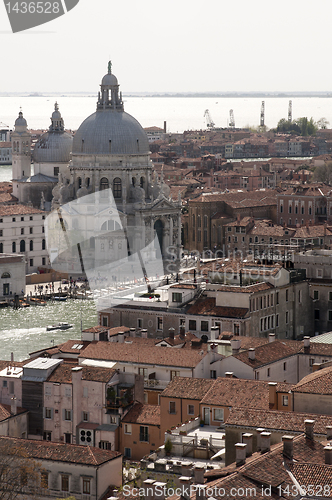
[132,177,136,187]
[77,177,82,189]
[20,240,25,252]
[12,242,16,253]
[100,178,109,197]
[86,177,90,188]
[1,271,10,278]
[113,178,122,199]
[30,240,33,251]
[42,239,46,250]
[140,177,145,189]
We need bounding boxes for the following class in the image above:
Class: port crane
[288,100,292,122]
[204,109,215,129]
[260,101,265,127]
[229,109,235,128]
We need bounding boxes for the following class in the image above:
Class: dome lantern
[98,60,123,111]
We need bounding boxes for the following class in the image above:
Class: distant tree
[0,440,44,499]
[313,162,332,185]
[276,117,317,136]
[317,117,330,129]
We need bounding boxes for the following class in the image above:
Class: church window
[113,178,122,199]
[197,216,201,228]
[100,177,109,190]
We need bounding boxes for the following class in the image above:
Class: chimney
[195,485,206,500]
[225,372,233,378]
[325,445,332,465]
[242,433,253,456]
[143,479,155,500]
[282,435,294,460]
[235,443,247,466]
[304,336,310,349]
[248,348,255,361]
[10,352,14,362]
[130,328,136,338]
[169,327,175,340]
[256,428,265,451]
[118,332,125,343]
[312,363,321,372]
[153,482,166,500]
[210,326,218,341]
[269,333,276,343]
[231,337,241,354]
[179,327,185,339]
[194,466,205,485]
[10,396,17,415]
[141,329,148,339]
[327,426,332,440]
[179,477,191,500]
[305,419,315,440]
[260,432,271,453]
[164,121,167,134]
[181,461,192,477]
[268,382,277,409]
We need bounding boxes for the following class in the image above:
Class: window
[21,228,24,235]
[12,218,15,222]
[171,370,180,380]
[210,370,217,379]
[157,317,163,330]
[99,440,110,449]
[64,409,72,421]
[139,367,147,378]
[45,385,51,396]
[29,240,33,251]
[42,239,46,250]
[0,243,3,253]
[124,424,132,434]
[29,259,33,267]
[285,311,289,324]
[102,316,108,327]
[298,290,302,303]
[139,426,149,442]
[314,309,320,320]
[29,227,33,234]
[276,292,279,305]
[124,448,131,458]
[172,292,182,303]
[283,362,287,371]
[282,395,289,406]
[82,478,91,495]
[2,380,7,388]
[113,177,122,199]
[329,311,332,322]
[61,475,69,492]
[65,387,72,397]
[42,257,46,266]
[45,408,53,419]
[169,401,176,414]
[201,320,209,332]
[213,408,224,422]
[41,471,48,489]
[189,320,196,330]
[313,290,319,300]
[286,289,289,302]
[267,368,270,377]
[82,411,89,422]
[309,358,315,367]
[329,292,332,301]
[43,431,51,441]
[188,404,195,415]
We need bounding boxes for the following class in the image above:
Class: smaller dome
[101,73,118,87]
[33,131,73,163]
[14,111,27,130]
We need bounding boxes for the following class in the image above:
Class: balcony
[144,379,169,390]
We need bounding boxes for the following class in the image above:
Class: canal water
[0,299,97,362]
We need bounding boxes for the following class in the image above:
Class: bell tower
[11,110,31,199]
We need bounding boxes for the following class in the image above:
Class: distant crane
[229,109,235,128]
[260,101,265,127]
[204,109,215,129]
[288,100,292,122]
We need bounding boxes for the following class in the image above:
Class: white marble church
[12,62,182,276]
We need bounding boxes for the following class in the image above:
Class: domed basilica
[13,62,182,266]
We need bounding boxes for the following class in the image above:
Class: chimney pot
[260,431,271,453]
[143,479,155,500]
[179,477,191,500]
[282,435,294,459]
[235,443,247,466]
[141,329,148,339]
[242,433,253,456]
[256,428,265,451]
[305,419,315,440]
[269,333,276,343]
[231,337,241,354]
[327,426,332,440]
[225,372,233,378]
[210,326,219,341]
[325,445,332,465]
[195,485,206,500]
[304,336,310,349]
[194,466,205,485]
[153,482,167,500]
[248,348,255,361]
[169,328,175,340]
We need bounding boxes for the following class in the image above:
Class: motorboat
[46,322,73,331]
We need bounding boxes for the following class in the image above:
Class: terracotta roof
[0,436,121,465]
[292,365,332,394]
[79,341,207,368]
[0,204,44,215]
[217,282,274,294]
[0,403,27,421]
[47,363,117,384]
[200,377,270,409]
[186,297,249,318]
[121,402,160,426]
[288,462,332,494]
[170,284,197,290]
[225,408,332,435]
[160,376,215,399]
[233,340,299,368]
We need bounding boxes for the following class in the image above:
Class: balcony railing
[144,379,169,390]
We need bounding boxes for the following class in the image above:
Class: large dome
[72,62,149,156]
[72,109,149,155]
[33,131,73,163]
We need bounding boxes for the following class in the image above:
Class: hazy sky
[1,0,332,93]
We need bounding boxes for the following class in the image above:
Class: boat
[46,322,73,331]
[28,297,47,306]
[53,296,67,301]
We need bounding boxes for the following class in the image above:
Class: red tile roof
[121,402,160,426]
[233,340,299,368]
[200,377,270,409]
[186,297,249,318]
[47,363,117,384]
[292,365,332,394]
[160,376,215,399]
